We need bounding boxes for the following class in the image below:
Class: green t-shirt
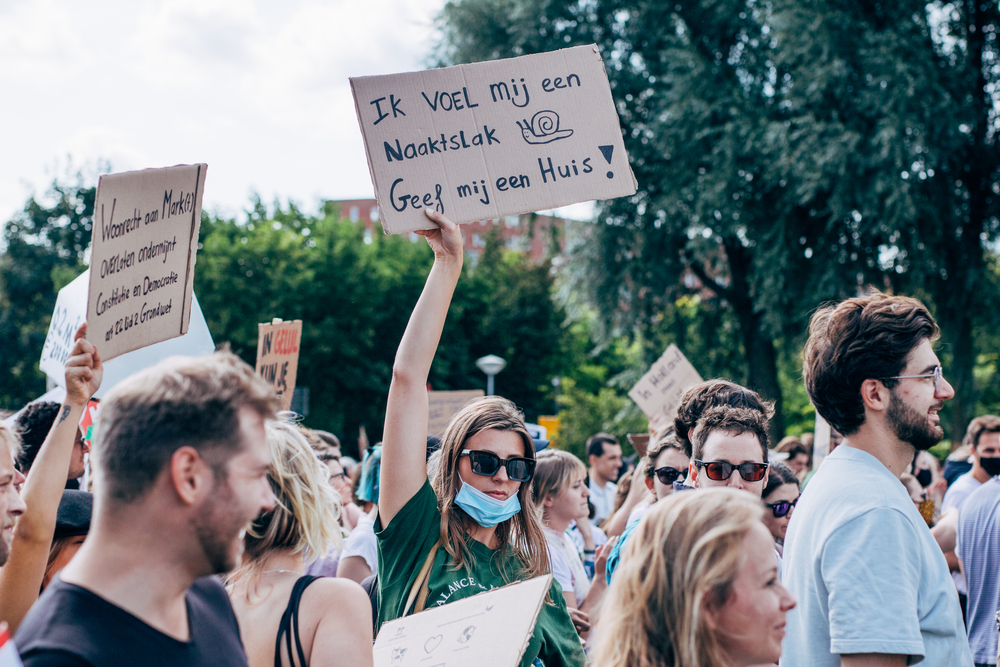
[375,481,586,667]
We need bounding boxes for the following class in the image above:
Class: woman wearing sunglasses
[760,462,799,556]
[376,209,586,667]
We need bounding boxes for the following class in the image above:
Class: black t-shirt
[15,576,249,667]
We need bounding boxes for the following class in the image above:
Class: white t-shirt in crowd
[339,514,378,572]
[588,477,617,527]
[942,470,982,513]
[780,445,971,667]
[544,526,591,607]
[942,470,983,595]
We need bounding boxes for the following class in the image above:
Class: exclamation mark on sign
[598,145,614,179]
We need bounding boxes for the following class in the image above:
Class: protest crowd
[1,205,998,667]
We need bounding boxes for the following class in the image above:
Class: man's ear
[860,378,890,414]
[688,461,699,488]
[170,446,209,505]
[762,466,770,487]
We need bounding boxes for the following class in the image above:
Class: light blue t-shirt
[780,446,971,667]
[956,476,1000,664]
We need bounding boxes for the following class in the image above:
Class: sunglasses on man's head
[460,450,536,482]
[652,466,686,485]
[693,460,769,482]
[765,496,798,518]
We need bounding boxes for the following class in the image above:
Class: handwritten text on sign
[628,345,703,419]
[351,45,637,234]
[427,390,485,434]
[86,165,207,361]
[256,320,302,412]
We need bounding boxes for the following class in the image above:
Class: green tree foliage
[434,0,1000,444]
[195,201,568,454]
[0,175,94,409]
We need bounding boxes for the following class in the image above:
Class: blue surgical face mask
[454,480,521,527]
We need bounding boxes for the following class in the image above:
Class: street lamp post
[476,354,507,396]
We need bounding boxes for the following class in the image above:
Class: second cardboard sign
[351,45,637,234]
[256,320,302,412]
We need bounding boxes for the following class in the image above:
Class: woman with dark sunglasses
[760,462,800,556]
[375,209,586,667]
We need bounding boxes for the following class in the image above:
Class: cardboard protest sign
[39,269,216,398]
[86,164,207,360]
[628,344,703,419]
[351,44,637,234]
[374,575,552,667]
[256,320,303,411]
[427,390,485,434]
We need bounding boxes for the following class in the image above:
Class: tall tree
[435,0,1000,443]
[0,177,93,410]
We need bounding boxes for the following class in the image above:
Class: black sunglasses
[765,496,799,518]
[460,450,536,482]
[694,460,769,482]
[652,466,686,485]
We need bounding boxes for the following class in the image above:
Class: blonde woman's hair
[532,449,586,508]
[227,420,342,595]
[591,488,763,667]
[0,423,21,462]
[433,396,549,581]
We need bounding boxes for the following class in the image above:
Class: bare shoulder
[301,577,370,618]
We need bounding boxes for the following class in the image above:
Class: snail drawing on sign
[516,110,574,145]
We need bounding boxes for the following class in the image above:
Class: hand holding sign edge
[65,323,104,406]
[416,209,464,268]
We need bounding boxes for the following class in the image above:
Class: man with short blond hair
[0,424,27,567]
[17,352,279,667]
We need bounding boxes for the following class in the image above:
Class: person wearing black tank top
[226,421,372,667]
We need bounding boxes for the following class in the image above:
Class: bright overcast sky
[0,0,435,222]
[0,0,594,225]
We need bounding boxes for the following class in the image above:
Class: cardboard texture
[373,574,552,667]
[427,389,485,434]
[86,164,207,360]
[40,269,215,399]
[628,344,703,419]
[351,45,637,234]
[256,320,303,411]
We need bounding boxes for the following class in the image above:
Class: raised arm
[0,324,102,632]
[379,210,464,527]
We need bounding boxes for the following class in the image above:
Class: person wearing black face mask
[955,416,1000,665]
[941,415,1000,629]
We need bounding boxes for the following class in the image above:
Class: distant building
[324,198,575,265]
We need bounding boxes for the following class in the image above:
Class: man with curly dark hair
[15,402,88,487]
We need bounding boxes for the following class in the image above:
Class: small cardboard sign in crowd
[628,345,703,420]
[351,44,637,234]
[255,319,303,412]
[427,390,486,434]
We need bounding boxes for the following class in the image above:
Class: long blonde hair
[227,420,342,596]
[432,396,549,581]
[591,488,763,667]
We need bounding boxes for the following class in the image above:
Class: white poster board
[374,575,552,667]
[39,269,215,399]
[628,344,703,419]
[351,45,636,234]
